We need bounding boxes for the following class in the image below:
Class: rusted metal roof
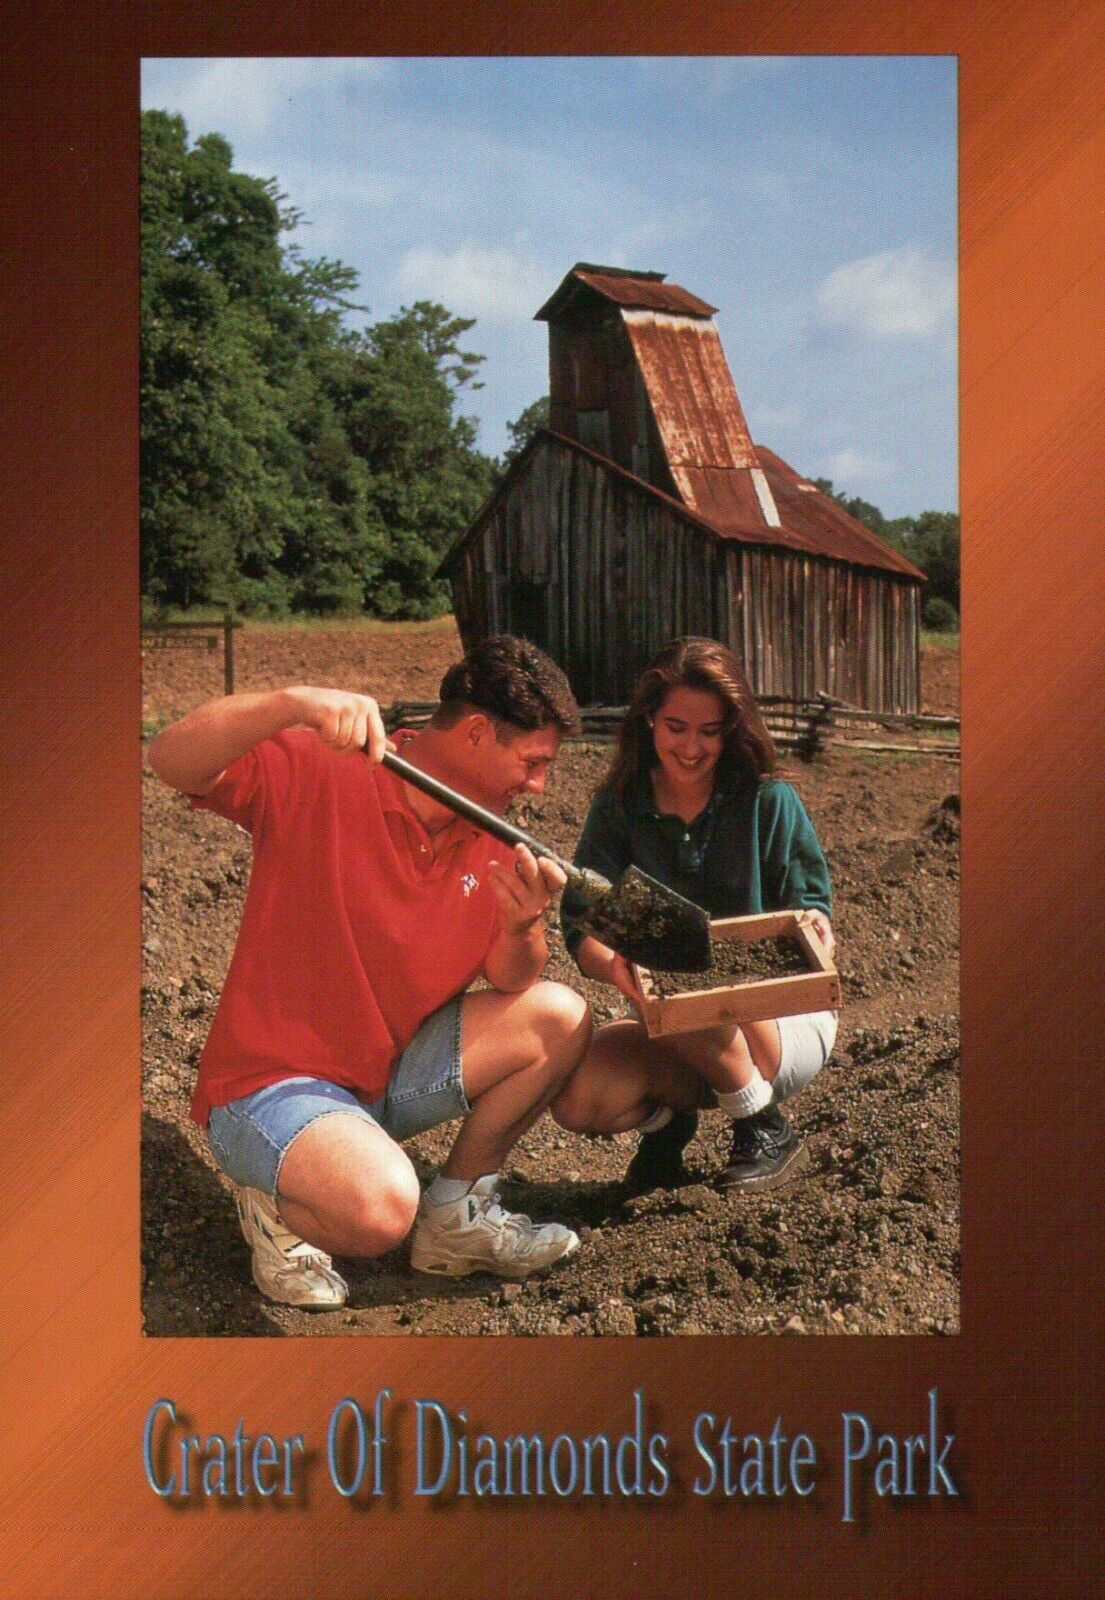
[438,429,925,583]
[623,312,757,473]
[534,263,717,322]
[619,302,923,578]
[754,447,927,579]
[670,466,768,536]
[461,261,926,585]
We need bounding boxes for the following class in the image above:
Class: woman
[554,637,836,1193]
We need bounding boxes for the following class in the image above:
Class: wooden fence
[141,613,239,696]
[384,696,960,760]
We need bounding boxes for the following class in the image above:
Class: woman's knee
[551,1029,654,1134]
[770,1012,835,1103]
[550,1069,604,1133]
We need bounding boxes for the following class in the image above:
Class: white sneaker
[235,1186,348,1310]
[410,1176,580,1280]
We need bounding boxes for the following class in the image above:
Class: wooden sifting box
[633,910,841,1038]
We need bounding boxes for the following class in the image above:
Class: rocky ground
[141,622,960,1338]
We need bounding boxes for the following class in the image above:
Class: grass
[921,629,960,650]
[852,749,925,767]
[142,606,458,636]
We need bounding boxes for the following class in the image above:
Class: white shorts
[772,1009,838,1103]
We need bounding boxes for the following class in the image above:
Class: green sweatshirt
[561,773,832,963]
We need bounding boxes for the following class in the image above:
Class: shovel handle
[380,749,597,891]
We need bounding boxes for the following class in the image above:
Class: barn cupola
[534,261,782,533]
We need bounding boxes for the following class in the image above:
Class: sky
[141,56,958,517]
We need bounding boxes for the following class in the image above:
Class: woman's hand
[577,936,645,1007]
[605,951,646,1008]
[797,909,835,959]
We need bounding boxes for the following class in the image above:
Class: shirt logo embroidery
[461,874,479,897]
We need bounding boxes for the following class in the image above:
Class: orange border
[2,5,1103,1595]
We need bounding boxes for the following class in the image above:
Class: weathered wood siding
[449,438,920,712]
[730,546,920,711]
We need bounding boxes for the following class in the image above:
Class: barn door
[508,578,548,649]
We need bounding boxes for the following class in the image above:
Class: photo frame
[3,3,1102,1595]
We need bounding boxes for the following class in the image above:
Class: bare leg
[441,980,591,1179]
[551,1019,703,1134]
[269,982,588,1254]
[667,1017,783,1092]
[552,1015,783,1135]
[276,1114,421,1257]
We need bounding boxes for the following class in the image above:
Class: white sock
[424,1175,476,1207]
[716,1070,773,1120]
[638,1104,675,1135]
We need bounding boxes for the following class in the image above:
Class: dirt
[141,615,465,730]
[142,626,960,1339]
[921,644,959,715]
[570,868,712,974]
[650,935,807,996]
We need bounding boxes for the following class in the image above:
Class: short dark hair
[434,635,580,736]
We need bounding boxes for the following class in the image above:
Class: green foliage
[501,396,550,472]
[907,511,960,613]
[814,478,959,611]
[140,111,493,618]
[922,596,959,631]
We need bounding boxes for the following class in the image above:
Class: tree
[906,510,960,614]
[813,475,959,614]
[501,396,550,472]
[141,111,360,611]
[140,111,495,617]
[346,307,494,617]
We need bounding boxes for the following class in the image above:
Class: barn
[439,263,926,712]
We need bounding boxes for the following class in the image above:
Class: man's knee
[323,1146,421,1257]
[523,980,591,1054]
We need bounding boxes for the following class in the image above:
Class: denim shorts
[207,998,467,1200]
[773,1009,838,1102]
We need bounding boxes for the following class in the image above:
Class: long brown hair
[602,637,777,799]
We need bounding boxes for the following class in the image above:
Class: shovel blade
[576,866,712,972]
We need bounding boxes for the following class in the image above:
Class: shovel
[379,749,711,972]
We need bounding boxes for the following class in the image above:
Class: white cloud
[142,58,390,139]
[395,246,552,323]
[824,447,895,486]
[816,246,955,338]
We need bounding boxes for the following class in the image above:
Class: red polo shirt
[188,729,503,1126]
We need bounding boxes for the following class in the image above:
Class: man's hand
[487,844,566,936]
[796,909,835,959]
[285,686,389,762]
[147,683,390,798]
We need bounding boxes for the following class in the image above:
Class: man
[147,636,591,1310]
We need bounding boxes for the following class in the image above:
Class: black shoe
[623,1110,698,1194]
[720,1102,809,1191]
